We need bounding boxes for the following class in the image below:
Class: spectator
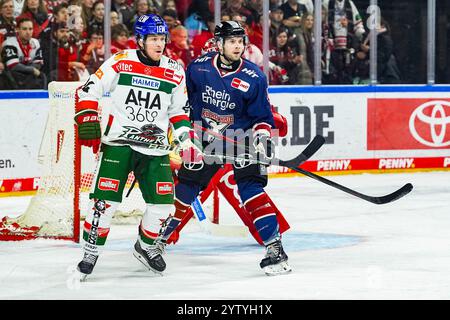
[128,0,152,31]
[39,3,69,46]
[110,23,134,54]
[0,0,15,46]
[0,60,9,89]
[279,0,307,32]
[161,0,176,12]
[111,0,134,29]
[231,12,262,51]
[353,17,401,84]
[323,0,365,84]
[297,12,314,84]
[87,0,104,36]
[80,0,94,32]
[80,28,104,74]
[166,25,192,69]
[243,0,262,26]
[111,10,119,27]
[184,0,213,41]
[148,0,161,12]
[45,0,67,13]
[321,5,334,81]
[375,18,401,84]
[300,0,315,13]
[16,0,51,39]
[269,6,284,38]
[173,0,190,22]
[56,24,89,81]
[1,17,46,88]
[222,0,252,23]
[269,26,302,85]
[161,9,179,30]
[190,14,215,59]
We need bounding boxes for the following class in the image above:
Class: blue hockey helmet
[134,14,169,41]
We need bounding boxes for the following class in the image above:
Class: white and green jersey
[76,49,191,156]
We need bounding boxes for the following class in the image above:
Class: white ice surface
[1,171,449,300]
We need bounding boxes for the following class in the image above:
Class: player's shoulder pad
[239,59,266,82]
[163,56,183,71]
[192,52,216,64]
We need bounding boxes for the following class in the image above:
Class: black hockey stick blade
[279,135,325,168]
[368,182,413,205]
[291,166,413,205]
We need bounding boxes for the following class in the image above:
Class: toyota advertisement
[368,99,450,150]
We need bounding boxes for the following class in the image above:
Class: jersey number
[126,106,158,123]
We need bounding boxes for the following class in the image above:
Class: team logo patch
[231,78,250,92]
[98,177,120,192]
[144,67,152,75]
[95,68,104,79]
[156,182,173,195]
[164,68,174,79]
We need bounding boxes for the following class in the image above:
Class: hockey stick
[289,166,413,205]
[193,125,413,204]
[191,197,248,237]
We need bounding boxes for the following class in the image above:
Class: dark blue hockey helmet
[214,21,248,45]
[134,14,169,41]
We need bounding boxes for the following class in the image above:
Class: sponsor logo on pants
[156,182,173,195]
[98,177,120,192]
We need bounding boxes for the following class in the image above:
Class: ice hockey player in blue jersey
[161,21,292,276]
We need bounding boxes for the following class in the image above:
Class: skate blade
[66,266,88,289]
[263,261,292,276]
[133,251,164,276]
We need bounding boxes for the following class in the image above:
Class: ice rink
[1,171,449,300]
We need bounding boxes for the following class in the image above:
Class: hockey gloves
[253,129,275,164]
[75,109,101,153]
[178,130,203,164]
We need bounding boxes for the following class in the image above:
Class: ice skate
[133,240,166,275]
[76,253,99,281]
[260,239,292,276]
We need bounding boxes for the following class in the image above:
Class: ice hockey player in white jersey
[158,21,292,276]
[73,13,202,280]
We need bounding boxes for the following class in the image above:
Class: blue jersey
[186,52,274,143]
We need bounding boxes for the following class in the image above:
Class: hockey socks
[82,199,118,256]
[244,193,280,245]
[138,203,174,246]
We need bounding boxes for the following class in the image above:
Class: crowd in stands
[0,0,401,90]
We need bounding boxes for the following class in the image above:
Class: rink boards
[1,85,450,194]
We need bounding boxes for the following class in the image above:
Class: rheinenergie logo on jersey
[131,76,161,90]
[202,85,236,110]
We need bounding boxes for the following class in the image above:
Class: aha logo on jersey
[231,78,250,92]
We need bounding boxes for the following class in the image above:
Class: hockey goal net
[0,82,152,241]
